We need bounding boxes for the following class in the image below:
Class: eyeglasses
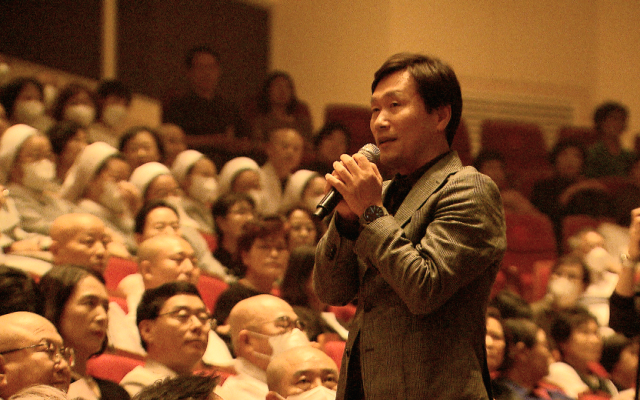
[0,339,75,367]
[157,308,217,330]
[255,315,306,332]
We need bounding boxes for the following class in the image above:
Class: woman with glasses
[213,216,289,325]
[39,265,130,400]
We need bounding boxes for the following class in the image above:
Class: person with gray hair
[7,384,69,400]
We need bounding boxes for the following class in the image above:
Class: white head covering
[217,156,260,195]
[171,150,204,184]
[0,124,39,184]
[280,169,320,213]
[60,142,119,203]
[129,162,171,198]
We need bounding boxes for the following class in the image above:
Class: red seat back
[197,275,229,313]
[86,353,144,383]
[103,257,139,291]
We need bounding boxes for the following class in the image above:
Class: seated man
[215,294,309,400]
[492,318,572,400]
[49,213,111,275]
[108,235,232,367]
[266,346,338,400]
[119,282,211,396]
[0,312,72,399]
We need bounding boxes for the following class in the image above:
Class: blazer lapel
[392,152,463,227]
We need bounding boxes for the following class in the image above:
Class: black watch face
[365,206,383,222]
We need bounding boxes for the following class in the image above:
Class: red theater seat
[86,353,144,383]
[104,257,138,291]
[323,341,346,372]
[197,275,229,313]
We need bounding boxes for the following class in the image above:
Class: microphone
[313,143,380,219]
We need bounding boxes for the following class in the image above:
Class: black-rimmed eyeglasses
[0,339,75,367]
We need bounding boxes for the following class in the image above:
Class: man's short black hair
[593,101,628,133]
[500,318,540,372]
[371,53,462,147]
[0,264,42,315]
[96,79,132,104]
[132,374,220,400]
[185,45,220,69]
[136,281,202,350]
[134,199,180,235]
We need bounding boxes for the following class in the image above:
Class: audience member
[486,308,506,378]
[131,375,222,400]
[492,318,571,400]
[600,334,638,395]
[0,124,77,235]
[213,217,289,324]
[46,121,88,184]
[49,213,112,275]
[546,307,617,398]
[531,255,591,336]
[259,127,305,215]
[171,150,218,234]
[216,157,263,208]
[163,46,250,166]
[157,124,187,169]
[52,83,96,128]
[60,142,139,254]
[489,290,534,320]
[585,102,635,178]
[0,77,53,131]
[39,266,130,400]
[265,346,338,400]
[279,169,325,215]
[89,80,132,147]
[119,282,211,396]
[0,265,42,315]
[284,207,321,251]
[119,127,164,170]
[304,122,350,177]
[211,192,257,279]
[0,182,50,257]
[473,149,543,215]
[0,312,72,398]
[215,294,309,400]
[250,71,313,143]
[280,246,348,342]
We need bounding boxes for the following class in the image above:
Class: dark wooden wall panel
[0,0,102,79]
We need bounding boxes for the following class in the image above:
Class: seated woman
[250,71,313,143]
[280,245,349,342]
[284,206,322,251]
[546,307,617,399]
[485,307,506,379]
[0,124,77,236]
[88,80,132,147]
[46,121,88,185]
[212,216,289,325]
[60,142,140,255]
[279,169,326,215]
[52,83,97,128]
[216,156,263,209]
[171,150,218,234]
[39,265,130,400]
[304,122,351,177]
[0,76,54,130]
[118,126,164,170]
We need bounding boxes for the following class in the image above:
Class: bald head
[0,312,71,398]
[266,346,338,399]
[227,295,296,343]
[49,213,110,273]
[138,235,199,289]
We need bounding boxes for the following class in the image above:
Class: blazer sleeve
[354,170,506,315]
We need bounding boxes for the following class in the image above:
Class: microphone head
[358,143,380,163]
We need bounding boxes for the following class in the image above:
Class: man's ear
[435,105,452,132]
[138,319,155,347]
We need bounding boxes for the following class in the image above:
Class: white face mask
[251,328,311,361]
[584,246,614,275]
[277,385,337,400]
[64,104,95,127]
[99,180,126,213]
[548,276,582,308]
[14,100,45,124]
[102,104,128,128]
[188,176,218,204]
[22,159,56,191]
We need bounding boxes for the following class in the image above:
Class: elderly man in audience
[492,318,572,400]
[49,213,112,275]
[214,294,309,400]
[0,312,72,399]
[266,346,338,400]
[119,282,211,396]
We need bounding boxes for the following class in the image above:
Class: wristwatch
[360,205,386,226]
